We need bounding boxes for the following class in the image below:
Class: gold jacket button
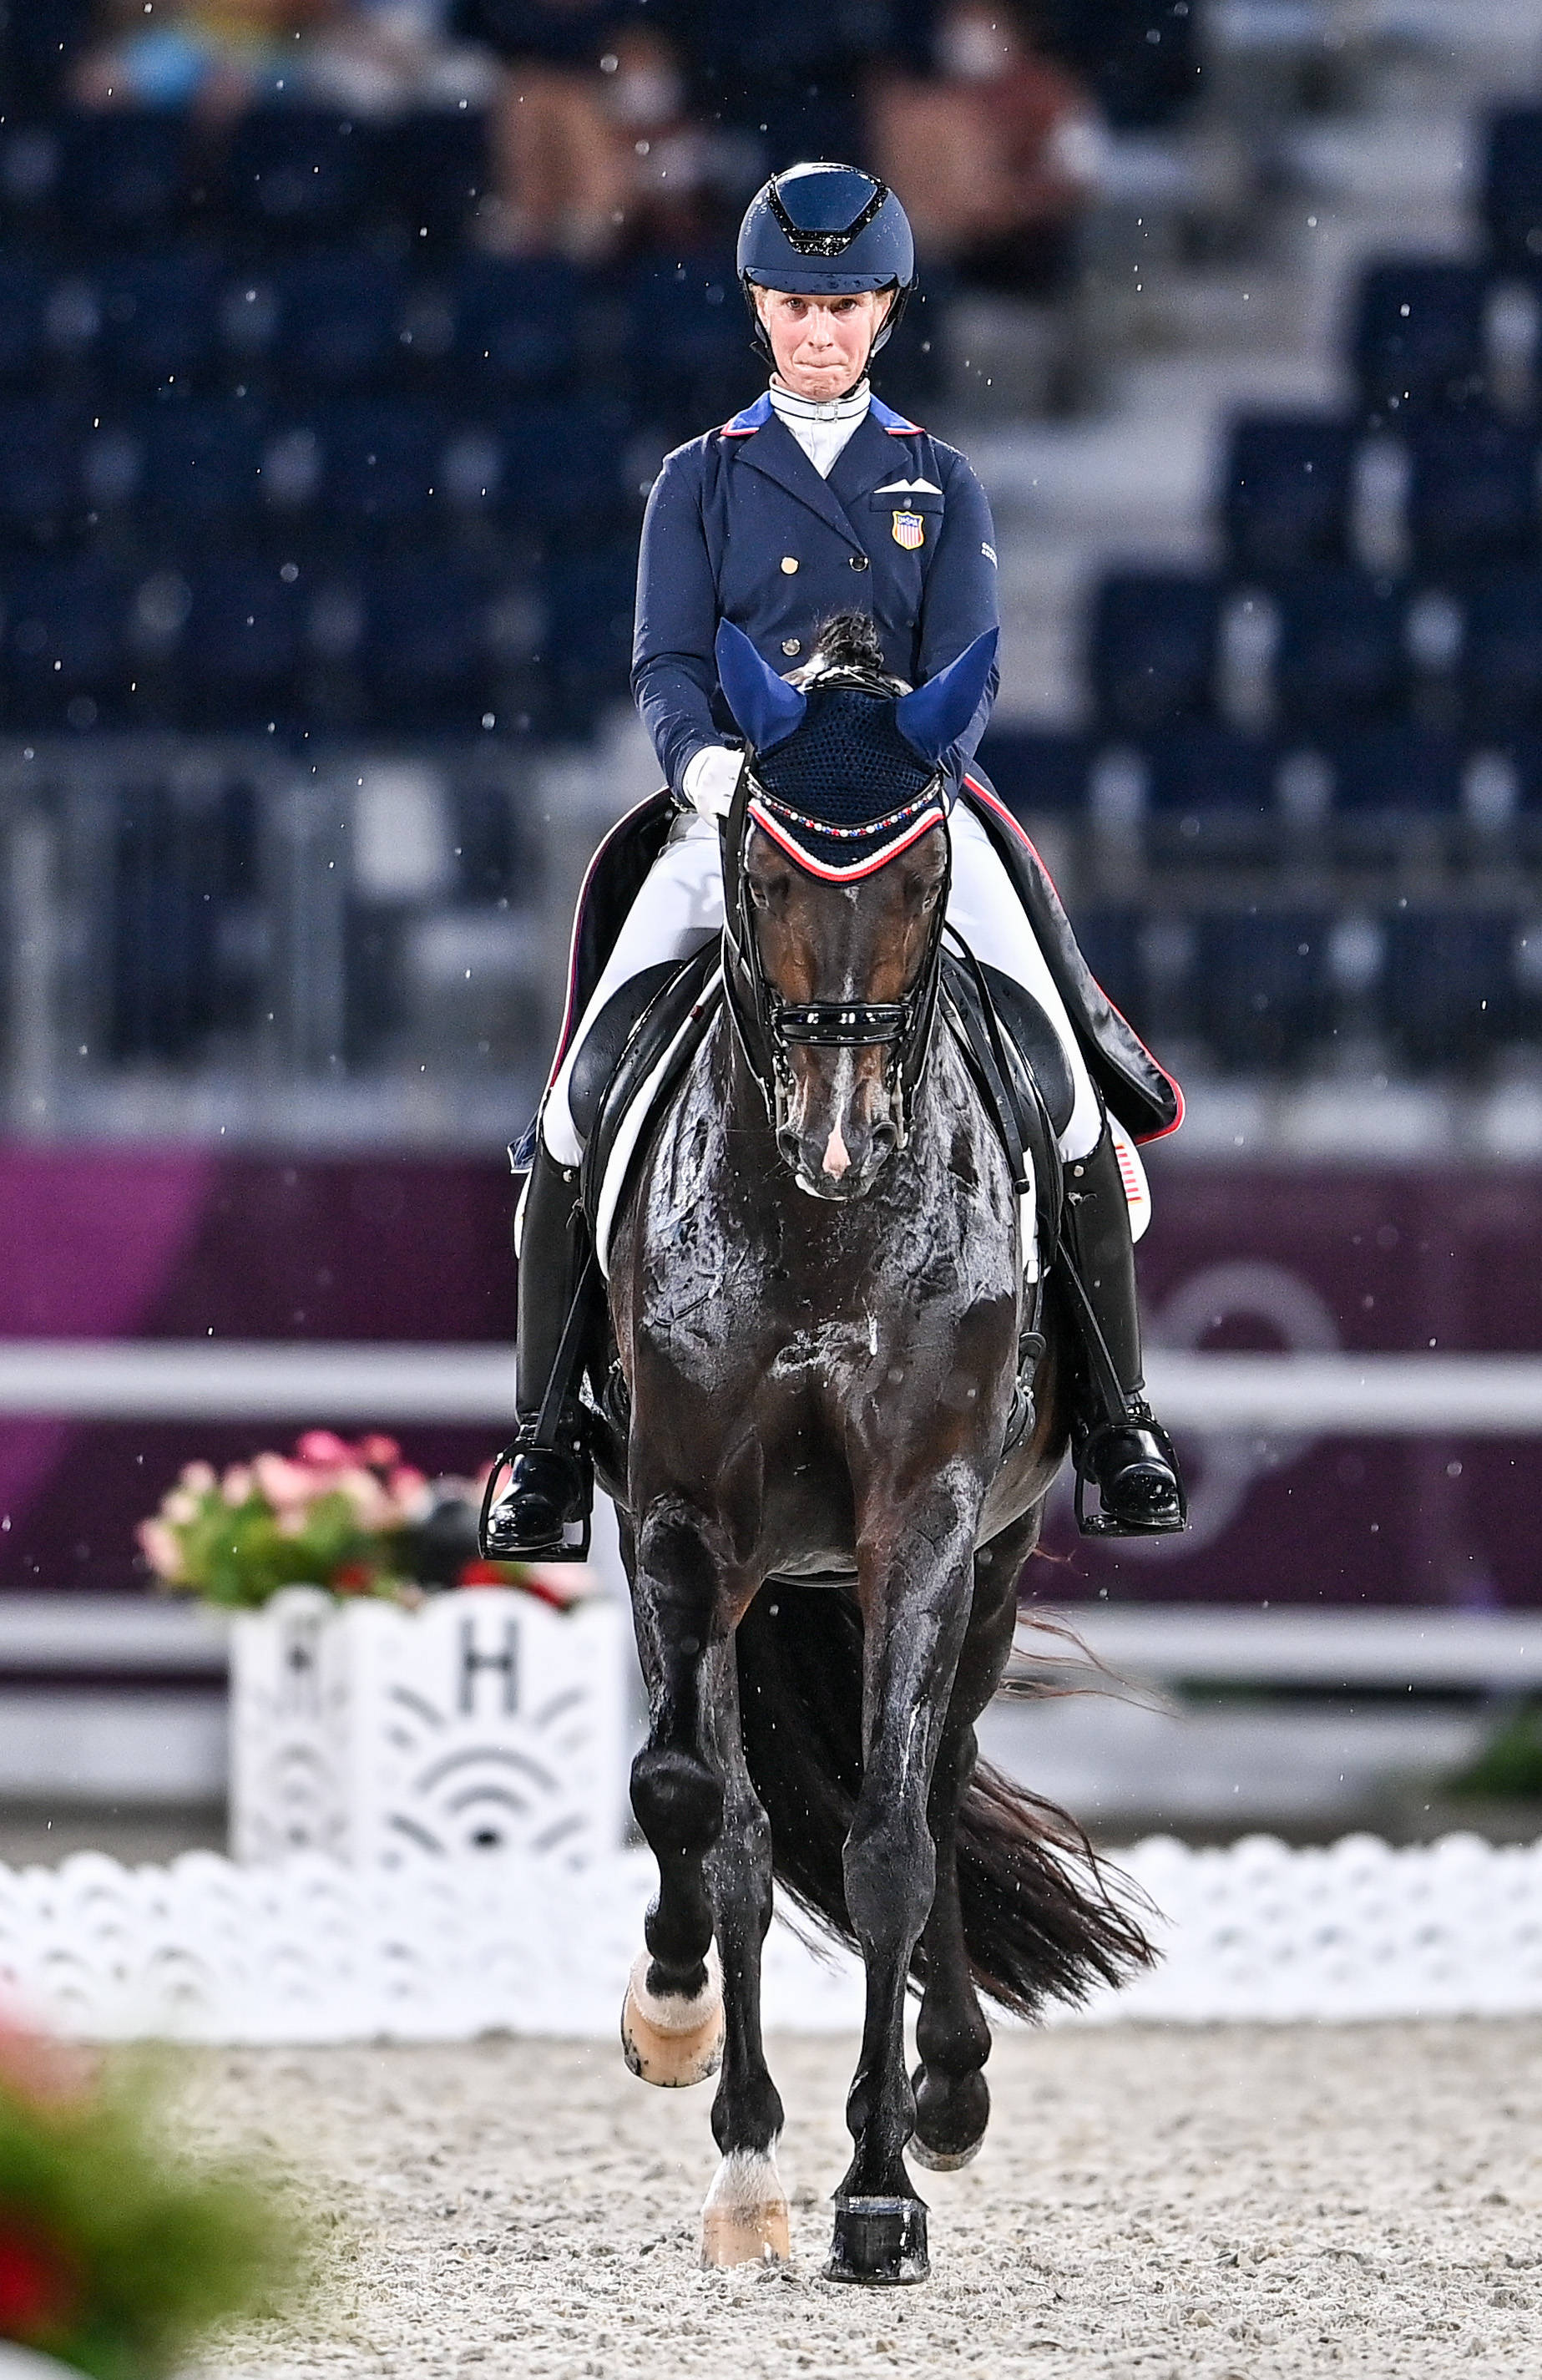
[781,637,801,656]
[849,553,870,572]
[780,555,799,574]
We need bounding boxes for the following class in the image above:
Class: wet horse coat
[590,625,1148,2282]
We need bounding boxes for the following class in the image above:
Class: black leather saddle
[940,946,1069,1268]
[575,940,722,1247]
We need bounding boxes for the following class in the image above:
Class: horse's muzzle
[778,1111,898,1200]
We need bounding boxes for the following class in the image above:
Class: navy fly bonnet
[715,618,999,882]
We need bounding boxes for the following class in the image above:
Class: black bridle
[717,741,952,1150]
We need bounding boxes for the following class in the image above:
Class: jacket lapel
[827,408,917,510]
[731,412,865,551]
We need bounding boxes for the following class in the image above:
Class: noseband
[716,723,951,1146]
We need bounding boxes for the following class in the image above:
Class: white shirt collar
[767,378,871,479]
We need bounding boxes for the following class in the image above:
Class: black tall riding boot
[478,1144,593,1562]
[1059,1125,1186,1537]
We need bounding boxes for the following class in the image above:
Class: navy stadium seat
[544,541,638,734]
[1406,414,1540,569]
[627,249,756,432]
[1483,109,1542,274]
[1090,573,1221,734]
[139,398,269,531]
[464,399,632,532]
[318,398,451,538]
[55,110,192,243]
[0,258,53,387]
[0,400,84,547]
[973,730,1089,818]
[360,554,498,732]
[179,556,301,730]
[449,254,584,397]
[374,109,491,242]
[1326,724,1464,816]
[1196,909,1336,1073]
[1272,570,1407,734]
[1042,0,1201,131]
[1074,907,1145,1038]
[94,250,224,388]
[238,251,406,390]
[1352,261,1491,421]
[1386,908,1518,1070]
[109,780,227,1061]
[1222,414,1356,575]
[1,555,136,729]
[1143,723,1277,816]
[1460,567,1542,733]
[222,109,372,241]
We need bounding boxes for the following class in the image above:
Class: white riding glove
[681,745,744,821]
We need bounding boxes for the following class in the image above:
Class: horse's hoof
[700,2151,791,2268]
[619,1948,723,2088]
[909,2064,988,2171]
[908,2129,983,2173]
[823,2195,928,2286]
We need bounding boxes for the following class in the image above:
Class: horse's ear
[892,629,999,767]
[715,620,807,754]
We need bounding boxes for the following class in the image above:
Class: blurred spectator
[71,0,493,115]
[71,0,336,114]
[869,0,1104,297]
[483,23,756,258]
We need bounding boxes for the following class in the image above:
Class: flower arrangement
[137,1432,590,1609]
[138,1431,435,1609]
[0,2020,299,2379]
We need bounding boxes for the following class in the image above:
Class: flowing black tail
[736,1582,1152,2017]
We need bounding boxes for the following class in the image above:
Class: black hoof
[823,2195,928,2285]
[910,2064,988,2171]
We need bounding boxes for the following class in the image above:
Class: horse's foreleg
[910,1522,1030,2172]
[622,1501,727,2089]
[828,1475,981,2286]
[700,1634,788,2267]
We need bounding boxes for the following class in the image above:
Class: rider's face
[756,289,893,401]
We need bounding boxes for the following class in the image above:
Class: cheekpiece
[747,677,948,883]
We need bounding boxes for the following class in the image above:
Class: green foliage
[0,2039,304,2380]
[161,1485,406,1612]
[1448,1701,1542,1801]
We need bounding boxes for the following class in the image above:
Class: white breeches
[541,805,1102,1168]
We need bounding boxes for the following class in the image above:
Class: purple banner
[2,1150,1539,1607]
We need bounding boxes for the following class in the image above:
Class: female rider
[483,161,1185,1558]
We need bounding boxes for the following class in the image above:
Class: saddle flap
[567,960,686,1147]
[579,939,723,1271]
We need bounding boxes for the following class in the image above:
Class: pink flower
[296,1430,353,1469]
[221,1465,255,1506]
[179,1461,216,1495]
[253,1453,316,1512]
[356,1434,401,1471]
[136,1519,184,1581]
[333,1466,392,1529]
[161,1486,200,1527]
[386,1465,431,1521]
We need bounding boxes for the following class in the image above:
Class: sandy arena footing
[190,2021,1542,2378]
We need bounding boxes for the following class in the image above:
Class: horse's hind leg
[622,1506,727,2089]
[700,1633,788,2267]
[910,1524,1027,2172]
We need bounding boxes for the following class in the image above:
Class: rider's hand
[681,745,744,821]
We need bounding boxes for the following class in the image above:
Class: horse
[584,614,1150,2285]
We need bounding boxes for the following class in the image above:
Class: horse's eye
[747,879,771,910]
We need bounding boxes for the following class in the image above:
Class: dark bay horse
[589,616,1149,2284]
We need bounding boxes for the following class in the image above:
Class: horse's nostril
[776,1127,801,1167]
[872,1121,897,1162]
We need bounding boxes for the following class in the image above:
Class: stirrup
[479,1427,592,1562]
[1073,1408,1187,1538]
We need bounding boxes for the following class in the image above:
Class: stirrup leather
[1073,1405,1187,1538]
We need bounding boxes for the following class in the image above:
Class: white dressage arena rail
[1,1339,1542,1429]
[1,1832,1540,2043]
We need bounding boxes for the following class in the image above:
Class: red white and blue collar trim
[746,780,947,883]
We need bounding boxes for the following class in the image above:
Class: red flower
[0,2220,77,2342]
[330,1562,375,1595]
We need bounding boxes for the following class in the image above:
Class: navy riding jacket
[632,390,1001,797]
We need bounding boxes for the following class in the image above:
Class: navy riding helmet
[736,163,917,361]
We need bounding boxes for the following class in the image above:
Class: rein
[718,741,952,1145]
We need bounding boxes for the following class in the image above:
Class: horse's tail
[736,1582,1153,2017]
